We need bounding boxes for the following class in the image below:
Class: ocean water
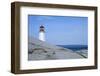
[57,45,88,51]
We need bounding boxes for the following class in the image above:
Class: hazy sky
[28,15,88,45]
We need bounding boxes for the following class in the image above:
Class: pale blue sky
[28,15,88,45]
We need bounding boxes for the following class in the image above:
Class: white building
[39,25,45,41]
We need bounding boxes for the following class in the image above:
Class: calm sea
[57,45,88,51]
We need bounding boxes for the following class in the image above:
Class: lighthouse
[39,25,45,41]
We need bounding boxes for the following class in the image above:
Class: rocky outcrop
[28,37,85,60]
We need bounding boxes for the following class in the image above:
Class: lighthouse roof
[40,25,44,28]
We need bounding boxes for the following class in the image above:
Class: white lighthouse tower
[39,25,45,41]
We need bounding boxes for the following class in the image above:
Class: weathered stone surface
[28,37,86,60]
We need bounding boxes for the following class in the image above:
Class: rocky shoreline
[28,37,87,60]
